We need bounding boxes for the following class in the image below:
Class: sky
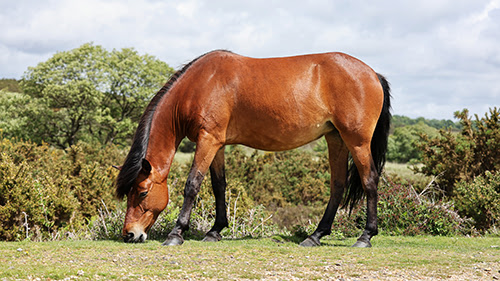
[1,0,499,119]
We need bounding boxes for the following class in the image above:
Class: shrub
[178,138,196,153]
[0,136,485,241]
[415,108,500,195]
[166,146,331,219]
[224,147,330,208]
[164,146,473,239]
[377,177,471,236]
[0,138,123,241]
[454,171,500,231]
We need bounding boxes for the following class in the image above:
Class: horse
[115,50,391,248]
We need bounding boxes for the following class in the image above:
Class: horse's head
[120,159,169,243]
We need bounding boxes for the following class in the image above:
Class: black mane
[115,50,231,199]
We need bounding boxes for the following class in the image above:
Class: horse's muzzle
[123,232,146,243]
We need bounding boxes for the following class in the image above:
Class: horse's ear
[112,165,122,171]
[141,159,152,175]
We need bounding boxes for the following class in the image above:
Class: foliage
[178,138,196,153]
[0,134,491,241]
[163,145,472,238]
[0,79,21,92]
[454,171,500,231]
[314,116,448,164]
[224,147,330,208]
[17,43,174,148]
[0,91,33,140]
[0,137,123,241]
[377,178,470,236]
[383,162,434,194]
[414,108,500,195]
[387,122,438,163]
[391,115,461,131]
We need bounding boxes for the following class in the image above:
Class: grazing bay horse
[116,50,391,248]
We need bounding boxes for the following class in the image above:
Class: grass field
[1,236,498,280]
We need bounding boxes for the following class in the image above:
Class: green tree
[95,47,174,144]
[19,43,174,148]
[391,115,460,131]
[414,108,500,195]
[387,122,438,163]
[0,91,32,140]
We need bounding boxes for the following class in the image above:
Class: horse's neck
[145,109,182,182]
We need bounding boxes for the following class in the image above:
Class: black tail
[343,73,392,211]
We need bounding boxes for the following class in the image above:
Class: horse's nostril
[123,232,135,242]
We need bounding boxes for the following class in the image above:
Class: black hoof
[162,234,184,246]
[351,240,372,248]
[202,231,222,242]
[299,237,321,247]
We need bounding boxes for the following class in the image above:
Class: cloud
[1,0,498,119]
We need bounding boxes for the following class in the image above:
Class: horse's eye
[139,191,148,198]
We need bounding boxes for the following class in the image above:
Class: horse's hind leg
[349,144,379,248]
[203,147,229,242]
[300,132,349,247]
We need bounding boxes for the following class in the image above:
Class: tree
[387,122,438,163]
[414,108,500,195]
[20,43,174,148]
[0,79,21,93]
[391,115,461,132]
[95,47,174,144]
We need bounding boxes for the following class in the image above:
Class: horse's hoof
[202,231,222,242]
[162,235,184,246]
[351,240,372,248]
[299,237,321,247]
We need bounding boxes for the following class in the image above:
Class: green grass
[384,162,433,191]
[1,236,498,280]
[385,162,420,179]
[173,151,193,164]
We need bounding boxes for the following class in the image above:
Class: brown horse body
[116,50,391,247]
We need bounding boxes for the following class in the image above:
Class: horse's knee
[184,171,204,198]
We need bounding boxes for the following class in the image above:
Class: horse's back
[176,51,384,150]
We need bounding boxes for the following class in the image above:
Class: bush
[377,177,471,236]
[0,138,123,241]
[224,147,330,208]
[0,148,79,241]
[165,146,475,238]
[178,138,196,153]
[0,136,486,241]
[454,171,500,231]
[415,108,500,195]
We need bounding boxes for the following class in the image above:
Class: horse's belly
[226,121,335,151]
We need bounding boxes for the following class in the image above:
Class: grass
[385,162,415,177]
[173,151,193,164]
[384,162,433,192]
[0,236,498,280]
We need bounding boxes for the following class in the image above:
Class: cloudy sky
[1,0,499,119]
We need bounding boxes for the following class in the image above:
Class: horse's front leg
[203,147,229,242]
[163,132,222,246]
